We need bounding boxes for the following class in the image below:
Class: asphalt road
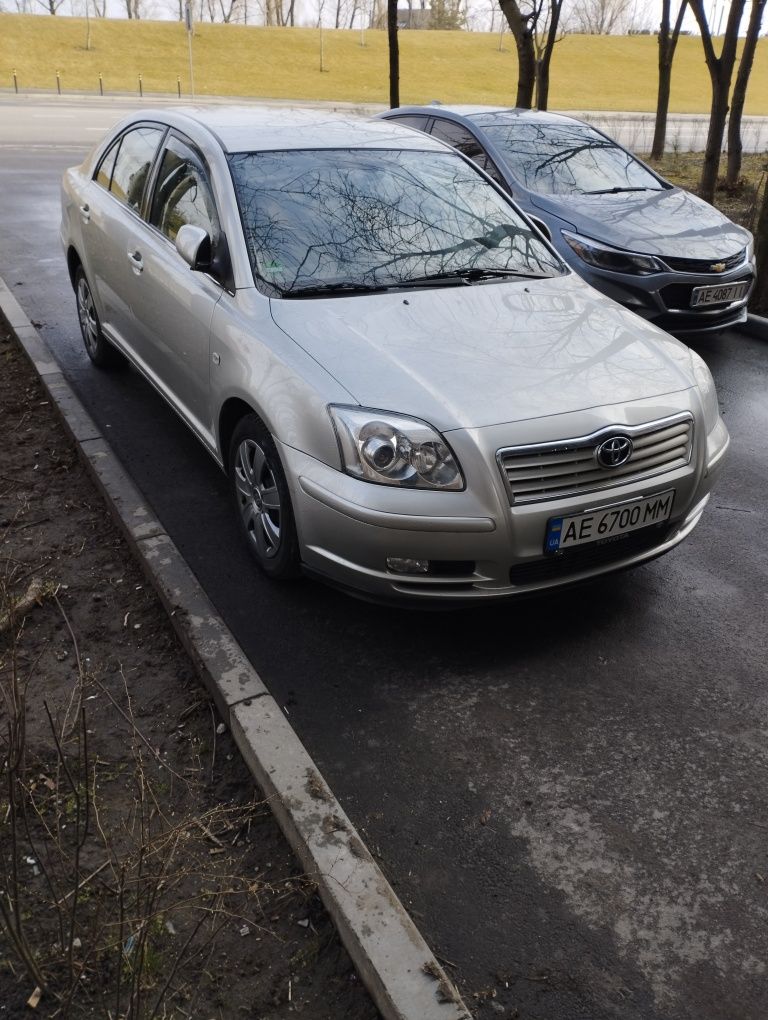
[2,125,767,1020]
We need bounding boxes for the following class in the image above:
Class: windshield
[227,148,564,296]
[472,118,665,197]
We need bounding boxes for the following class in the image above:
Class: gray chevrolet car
[378,105,755,334]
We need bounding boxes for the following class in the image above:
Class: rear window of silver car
[227,148,565,297]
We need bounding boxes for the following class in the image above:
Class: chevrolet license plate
[691,281,748,307]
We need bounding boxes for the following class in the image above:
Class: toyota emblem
[596,435,633,468]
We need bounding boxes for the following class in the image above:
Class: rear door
[84,124,166,349]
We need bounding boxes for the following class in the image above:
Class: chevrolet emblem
[710,261,727,273]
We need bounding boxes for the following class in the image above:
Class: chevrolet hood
[269,273,694,432]
[531,186,749,260]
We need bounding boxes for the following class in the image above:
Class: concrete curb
[737,312,768,342]
[0,276,471,1020]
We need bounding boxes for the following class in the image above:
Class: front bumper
[279,403,729,604]
[565,256,755,335]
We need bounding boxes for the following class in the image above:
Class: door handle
[127,249,144,274]
[79,203,90,223]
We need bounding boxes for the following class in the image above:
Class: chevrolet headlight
[690,351,720,434]
[562,230,664,276]
[329,406,464,490]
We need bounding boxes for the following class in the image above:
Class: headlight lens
[690,350,720,434]
[561,230,664,276]
[329,406,464,490]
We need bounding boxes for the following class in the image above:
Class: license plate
[544,490,674,555]
[691,281,748,307]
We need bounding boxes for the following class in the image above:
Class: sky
[8,0,754,35]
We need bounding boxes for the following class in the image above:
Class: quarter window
[109,125,164,212]
[149,140,219,243]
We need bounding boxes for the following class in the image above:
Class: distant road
[1,92,767,153]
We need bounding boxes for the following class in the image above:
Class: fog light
[386,557,429,575]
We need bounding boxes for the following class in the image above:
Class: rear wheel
[229,415,300,580]
[75,267,123,369]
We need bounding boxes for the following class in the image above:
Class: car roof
[385,105,588,129]
[126,106,452,153]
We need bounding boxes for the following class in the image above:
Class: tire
[74,267,123,369]
[229,414,301,580]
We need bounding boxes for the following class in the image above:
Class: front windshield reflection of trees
[228,149,563,296]
[473,119,665,196]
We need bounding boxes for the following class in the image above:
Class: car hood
[269,274,694,432]
[531,187,749,260]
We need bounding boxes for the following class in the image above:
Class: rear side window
[388,115,430,132]
[149,138,219,243]
[95,139,120,190]
[430,118,505,186]
[109,126,165,212]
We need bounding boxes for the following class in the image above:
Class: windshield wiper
[283,282,392,298]
[583,186,663,195]
[397,267,547,288]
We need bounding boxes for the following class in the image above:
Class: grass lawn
[1,13,768,114]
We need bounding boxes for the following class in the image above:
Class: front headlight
[561,230,664,276]
[329,406,464,490]
[690,351,720,434]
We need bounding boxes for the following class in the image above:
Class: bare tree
[533,0,564,110]
[754,174,768,314]
[689,0,746,203]
[498,0,536,107]
[650,0,688,159]
[388,0,399,108]
[726,0,766,187]
[33,0,66,13]
[569,0,633,34]
[124,0,143,17]
[497,0,564,110]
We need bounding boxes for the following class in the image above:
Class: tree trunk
[534,0,563,111]
[651,0,687,160]
[499,0,535,108]
[387,0,399,109]
[690,0,746,204]
[753,173,768,314]
[726,0,766,187]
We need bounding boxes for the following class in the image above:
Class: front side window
[149,139,220,243]
[228,148,564,297]
[109,125,165,211]
[472,117,665,197]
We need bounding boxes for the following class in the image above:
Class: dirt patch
[0,316,379,1019]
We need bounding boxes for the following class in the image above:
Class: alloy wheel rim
[77,278,99,356]
[234,439,282,559]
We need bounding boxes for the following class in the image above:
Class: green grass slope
[1,13,767,114]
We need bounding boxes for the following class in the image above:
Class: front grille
[508,523,674,585]
[497,414,693,505]
[662,249,745,274]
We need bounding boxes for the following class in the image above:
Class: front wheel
[75,267,123,369]
[229,415,301,580]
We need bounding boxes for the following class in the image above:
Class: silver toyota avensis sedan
[60,109,729,604]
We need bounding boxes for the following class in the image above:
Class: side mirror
[175,224,212,270]
[528,215,552,243]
